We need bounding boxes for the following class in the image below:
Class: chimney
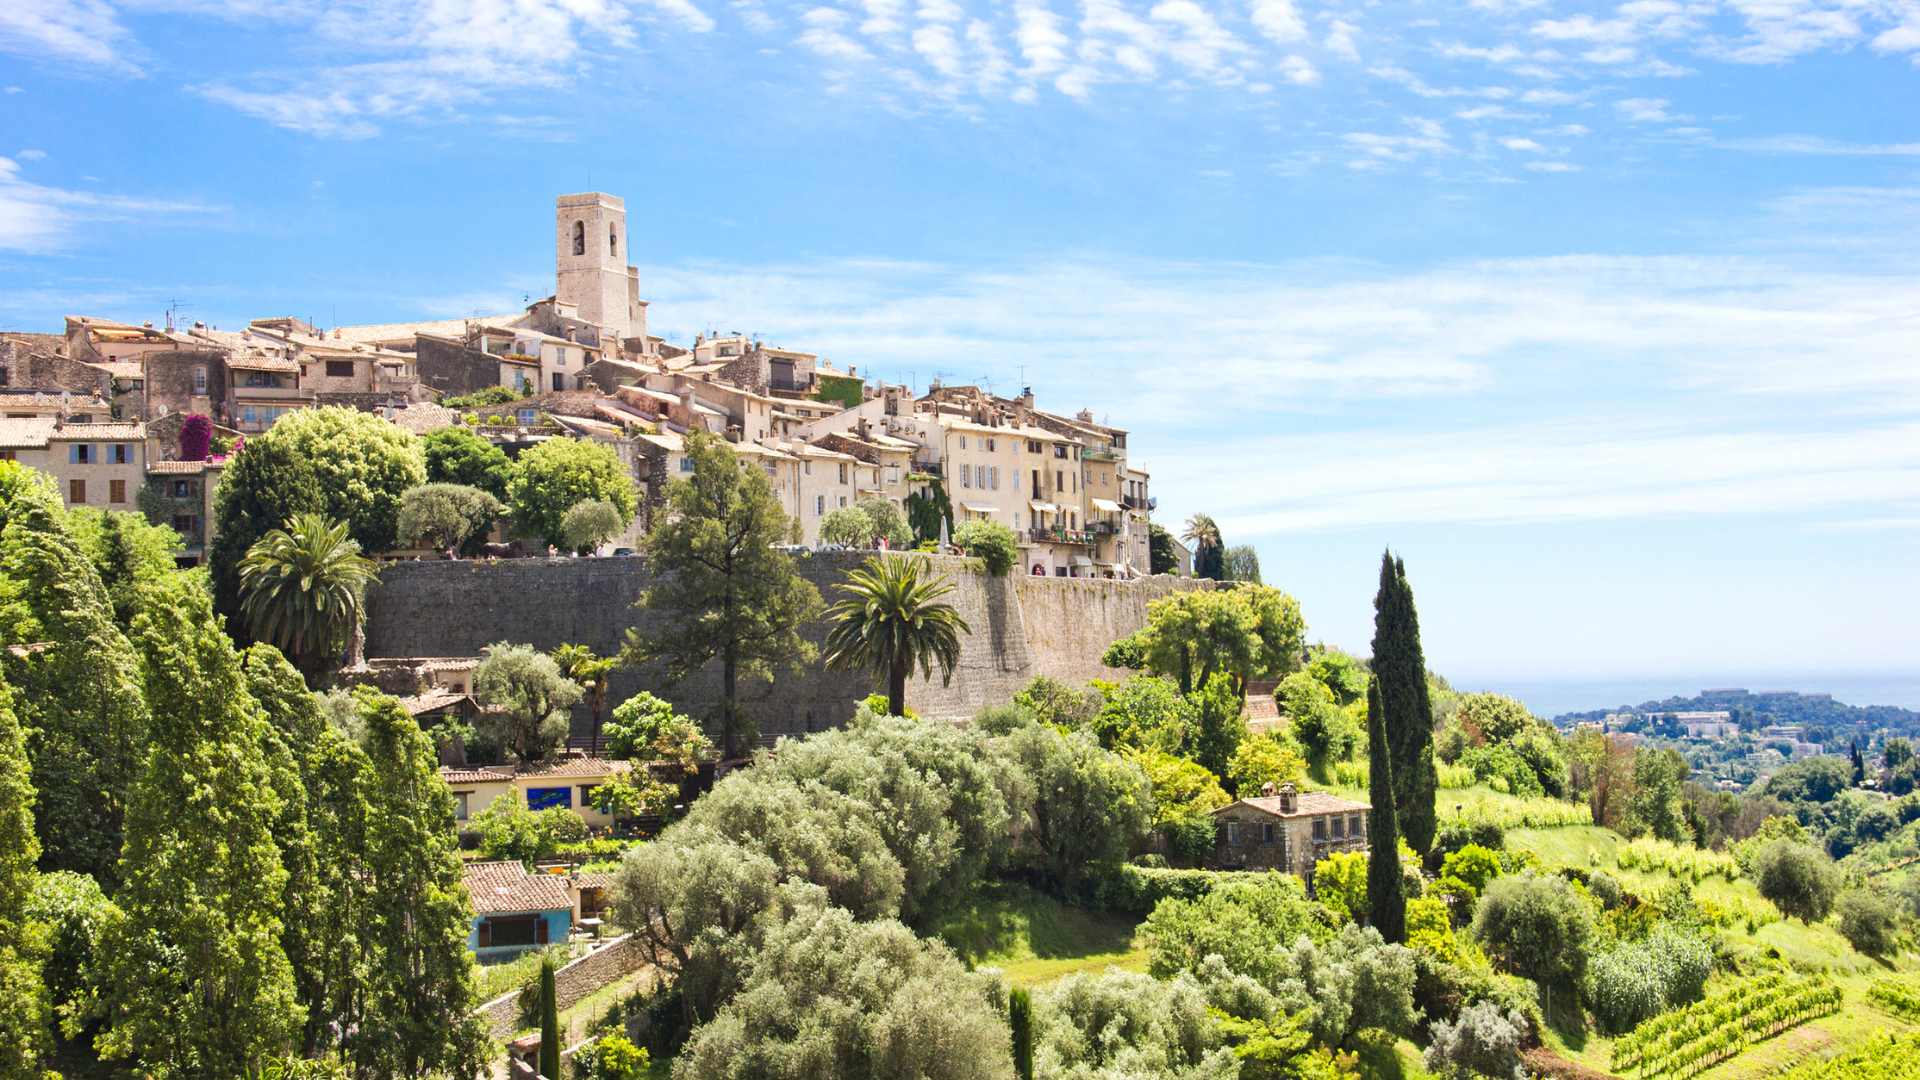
[1278,782,1297,814]
[1260,781,1276,798]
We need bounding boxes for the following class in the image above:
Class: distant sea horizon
[1448,673,1920,720]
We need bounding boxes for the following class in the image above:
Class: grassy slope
[934,880,1149,987]
[1509,823,1920,1078]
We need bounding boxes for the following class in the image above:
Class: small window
[517,408,537,425]
[1331,816,1346,839]
[1350,813,1365,836]
[325,360,355,378]
[69,479,86,504]
[1224,820,1239,845]
[679,457,694,473]
[1313,818,1327,841]
[815,495,825,516]
[110,443,131,464]
[69,444,92,464]
[609,223,618,256]
[525,786,572,811]
[192,366,208,395]
[453,792,471,821]
[573,219,586,255]
[1262,822,1276,844]
[958,435,967,449]
[551,373,564,392]
[171,513,196,533]
[171,479,191,498]
[986,437,996,452]
[109,479,126,504]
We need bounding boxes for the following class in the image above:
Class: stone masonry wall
[475,934,646,1041]
[364,553,1210,739]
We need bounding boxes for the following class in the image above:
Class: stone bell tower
[555,192,643,345]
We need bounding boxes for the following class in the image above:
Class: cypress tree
[1366,678,1406,944]
[0,490,150,886]
[352,693,488,1078]
[0,673,53,1076]
[1371,551,1437,853]
[539,954,561,1080]
[99,574,301,1075]
[1851,740,1866,786]
[1009,985,1034,1080]
[244,644,374,1057]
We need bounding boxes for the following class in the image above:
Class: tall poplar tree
[1371,551,1437,854]
[0,673,53,1077]
[0,484,150,886]
[625,430,823,757]
[245,645,375,1057]
[99,574,301,1076]
[1365,679,1406,944]
[352,693,487,1079]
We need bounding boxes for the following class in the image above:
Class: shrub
[1424,1001,1526,1080]
[818,505,877,548]
[559,499,626,554]
[1012,675,1103,731]
[472,795,589,864]
[1032,970,1234,1078]
[1313,850,1371,923]
[1836,888,1903,956]
[952,519,1019,575]
[571,1033,650,1079]
[1141,876,1335,984]
[1584,925,1714,1034]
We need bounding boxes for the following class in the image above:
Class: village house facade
[1211,783,1371,877]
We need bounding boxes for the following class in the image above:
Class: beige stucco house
[0,419,146,511]
[444,757,636,832]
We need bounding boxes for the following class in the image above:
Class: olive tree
[472,642,584,763]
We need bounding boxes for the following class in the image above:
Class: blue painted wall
[469,908,572,961]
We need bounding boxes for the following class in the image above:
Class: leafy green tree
[604,691,710,768]
[819,505,878,547]
[1013,675,1103,730]
[1835,887,1902,956]
[350,693,488,1079]
[673,888,1014,1080]
[1229,732,1307,796]
[1130,747,1232,862]
[1138,586,1305,697]
[1032,969,1235,1078]
[1281,672,1360,781]
[1750,839,1839,922]
[242,646,376,1058]
[421,426,511,498]
[1424,1002,1526,1080]
[1182,513,1224,580]
[67,506,183,626]
[1092,674,1197,752]
[823,554,971,718]
[240,513,380,676]
[1002,725,1153,886]
[208,436,325,622]
[758,714,1023,922]
[587,770,678,822]
[1192,670,1248,779]
[856,497,914,549]
[561,498,627,554]
[1628,747,1689,842]
[1371,552,1437,854]
[473,642,584,763]
[1366,679,1405,944]
[1305,648,1369,707]
[1470,872,1593,987]
[0,485,149,885]
[1314,851,1371,923]
[625,430,821,758]
[1148,524,1179,575]
[1453,693,1536,746]
[211,406,423,621]
[1141,875,1333,984]
[0,672,52,1078]
[100,574,301,1076]
[611,837,779,1017]
[1222,544,1262,583]
[506,437,637,549]
[953,519,1019,575]
[471,795,588,865]
[539,954,560,1080]
[552,643,618,754]
[25,870,114,1052]
[396,482,503,555]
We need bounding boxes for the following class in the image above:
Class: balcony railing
[1090,520,1119,536]
[1121,494,1156,511]
[769,375,812,393]
[1029,526,1093,546]
[912,460,943,477]
[1083,447,1120,462]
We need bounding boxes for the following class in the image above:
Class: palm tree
[239,512,379,678]
[822,554,971,717]
[552,642,618,754]
[1182,513,1224,580]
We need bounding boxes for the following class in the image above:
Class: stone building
[1210,783,1371,877]
[0,419,147,511]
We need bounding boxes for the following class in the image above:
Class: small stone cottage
[1211,782,1371,876]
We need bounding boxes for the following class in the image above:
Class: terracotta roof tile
[1218,790,1370,819]
[464,861,574,915]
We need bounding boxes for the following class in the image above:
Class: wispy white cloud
[0,0,139,73]
[1710,134,1920,156]
[0,156,218,252]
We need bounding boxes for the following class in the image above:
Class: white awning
[1071,555,1094,567]
[1028,500,1058,514]
[962,502,998,514]
[1090,497,1123,513]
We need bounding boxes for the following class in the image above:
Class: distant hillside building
[1210,783,1371,877]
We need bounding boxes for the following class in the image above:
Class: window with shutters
[109,479,126,504]
[69,479,86,504]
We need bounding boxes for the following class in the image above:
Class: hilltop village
[0,192,1160,580]
[3,197,1920,1080]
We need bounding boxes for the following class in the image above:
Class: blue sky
[2,0,1917,696]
